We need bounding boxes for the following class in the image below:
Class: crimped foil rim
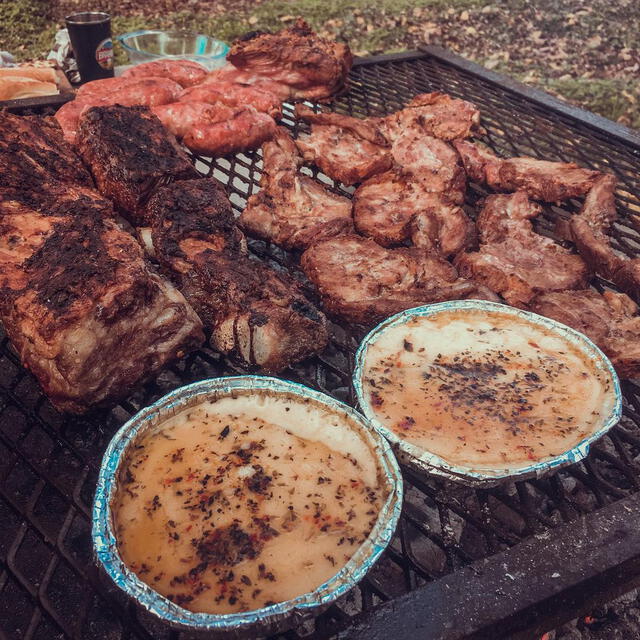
[353,300,622,487]
[92,376,403,632]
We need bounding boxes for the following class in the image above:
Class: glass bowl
[117,30,229,70]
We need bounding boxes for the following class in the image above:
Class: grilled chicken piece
[239,127,353,250]
[0,182,204,413]
[564,174,640,298]
[353,169,474,256]
[454,140,600,202]
[179,82,282,118]
[383,92,480,142]
[301,234,475,325]
[294,104,392,185]
[0,111,93,188]
[121,59,208,87]
[153,101,277,157]
[227,19,352,100]
[529,289,640,379]
[146,179,329,371]
[456,192,589,305]
[56,78,183,145]
[77,105,198,225]
[203,66,292,101]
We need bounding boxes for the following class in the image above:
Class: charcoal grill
[3,48,640,640]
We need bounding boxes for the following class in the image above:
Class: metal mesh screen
[2,53,640,640]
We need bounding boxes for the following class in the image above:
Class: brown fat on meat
[301,234,475,325]
[146,179,329,372]
[227,18,352,100]
[454,140,599,202]
[0,184,204,413]
[77,105,198,225]
[0,111,93,188]
[529,289,640,379]
[455,192,589,306]
[238,127,353,250]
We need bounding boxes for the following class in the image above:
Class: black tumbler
[65,11,115,83]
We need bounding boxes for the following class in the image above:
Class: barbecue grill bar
[2,49,640,640]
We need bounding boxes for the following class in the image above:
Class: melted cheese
[113,391,386,614]
[362,309,616,470]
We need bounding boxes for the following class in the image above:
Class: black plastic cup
[65,11,115,83]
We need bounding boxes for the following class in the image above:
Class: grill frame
[2,49,640,640]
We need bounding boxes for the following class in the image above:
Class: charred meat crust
[77,105,198,225]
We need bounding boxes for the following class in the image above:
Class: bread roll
[0,67,57,83]
[0,77,58,101]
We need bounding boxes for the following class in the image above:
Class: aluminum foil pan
[92,376,403,636]
[353,300,622,487]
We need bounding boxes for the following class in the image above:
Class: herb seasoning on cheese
[361,309,616,469]
[113,392,386,614]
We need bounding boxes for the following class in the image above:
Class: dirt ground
[1,0,639,128]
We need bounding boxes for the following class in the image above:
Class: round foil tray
[353,300,622,487]
[92,376,403,636]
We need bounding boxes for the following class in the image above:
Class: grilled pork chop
[294,104,392,185]
[301,234,475,325]
[454,140,600,202]
[121,59,208,87]
[146,179,329,371]
[179,82,282,119]
[0,111,93,188]
[529,289,640,379]
[227,19,352,100]
[203,66,292,101]
[239,127,353,250]
[383,92,481,142]
[353,169,474,256]
[565,174,640,298]
[456,192,589,305]
[77,105,198,225]
[0,181,203,413]
[153,101,277,157]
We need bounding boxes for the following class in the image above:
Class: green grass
[0,0,57,61]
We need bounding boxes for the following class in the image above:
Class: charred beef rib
[300,234,476,325]
[0,183,203,414]
[77,105,198,225]
[227,18,352,100]
[238,127,353,250]
[565,174,640,298]
[456,191,589,305]
[146,178,329,372]
[454,140,599,202]
[529,289,640,379]
[294,104,392,185]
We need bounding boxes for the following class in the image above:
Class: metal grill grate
[2,51,640,640]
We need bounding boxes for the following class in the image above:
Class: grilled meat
[294,104,392,185]
[454,140,600,202]
[179,82,282,118]
[353,169,474,256]
[146,179,329,371]
[121,59,208,87]
[456,191,589,305]
[0,111,93,188]
[301,234,475,325]
[203,66,292,101]
[77,105,198,225]
[529,289,640,379]
[564,174,640,298]
[383,92,481,142]
[239,127,353,250]
[0,182,204,413]
[227,19,352,100]
[153,101,277,156]
[56,78,183,145]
